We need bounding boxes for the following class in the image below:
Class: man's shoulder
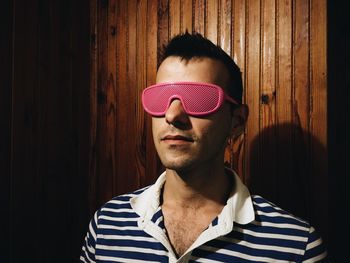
[97,186,151,216]
[250,195,310,230]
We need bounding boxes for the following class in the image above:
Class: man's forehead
[156,56,230,89]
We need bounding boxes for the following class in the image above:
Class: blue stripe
[224,230,306,250]
[99,228,151,237]
[151,208,163,223]
[101,210,139,218]
[103,202,132,210]
[193,241,301,261]
[99,238,167,251]
[254,213,309,227]
[234,223,308,237]
[96,248,168,262]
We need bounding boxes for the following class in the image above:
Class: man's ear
[230,104,249,138]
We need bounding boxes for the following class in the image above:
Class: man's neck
[160,164,233,258]
[162,164,232,209]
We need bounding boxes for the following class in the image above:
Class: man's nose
[165,99,190,126]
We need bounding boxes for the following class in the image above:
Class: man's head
[143,32,248,173]
[159,31,243,104]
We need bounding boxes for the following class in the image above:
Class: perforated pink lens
[142,82,239,117]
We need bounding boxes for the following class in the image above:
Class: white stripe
[189,256,222,263]
[305,237,323,251]
[254,201,283,210]
[256,210,306,223]
[303,251,328,263]
[155,216,163,226]
[85,237,96,254]
[218,236,302,254]
[200,245,292,263]
[101,207,134,213]
[235,227,308,242]
[99,215,138,222]
[251,220,309,231]
[79,255,90,263]
[89,222,97,240]
[97,234,155,242]
[80,246,95,263]
[96,255,159,263]
[98,224,140,231]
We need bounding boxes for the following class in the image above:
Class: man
[81,32,328,262]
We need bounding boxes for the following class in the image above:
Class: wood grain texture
[206,0,219,43]
[181,0,193,32]
[193,0,205,34]
[231,0,247,177]
[136,0,148,188]
[6,0,90,261]
[170,0,181,38]
[309,0,328,242]
[245,0,261,188]
[0,1,13,260]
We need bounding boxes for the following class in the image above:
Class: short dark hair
[159,31,243,103]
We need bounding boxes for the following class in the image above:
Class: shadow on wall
[247,123,328,242]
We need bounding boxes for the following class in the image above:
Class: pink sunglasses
[142,82,239,117]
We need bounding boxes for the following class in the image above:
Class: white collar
[130,168,255,226]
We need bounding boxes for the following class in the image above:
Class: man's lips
[161,135,194,142]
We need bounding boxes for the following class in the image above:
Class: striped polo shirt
[80,170,328,262]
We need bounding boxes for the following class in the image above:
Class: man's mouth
[161,135,194,143]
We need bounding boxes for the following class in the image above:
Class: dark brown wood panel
[5,0,90,262]
[0,1,13,262]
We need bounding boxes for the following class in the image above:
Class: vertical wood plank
[0,0,13,262]
[170,0,181,38]
[276,0,301,213]
[294,0,310,133]
[232,0,246,178]
[276,0,292,125]
[11,0,40,260]
[181,0,193,32]
[292,0,311,220]
[245,0,261,187]
[221,0,233,167]
[158,0,169,62]
[261,0,276,131]
[116,0,138,195]
[145,0,162,186]
[136,0,148,187]
[69,0,90,257]
[89,0,99,214]
[219,0,232,55]
[106,0,117,195]
[310,0,328,242]
[96,0,114,204]
[206,0,219,43]
[232,0,246,77]
[193,0,205,34]
[256,0,277,201]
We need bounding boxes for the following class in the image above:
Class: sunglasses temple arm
[225,95,240,105]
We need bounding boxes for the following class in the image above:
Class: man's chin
[161,159,195,173]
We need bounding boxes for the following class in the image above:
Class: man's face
[152,56,235,172]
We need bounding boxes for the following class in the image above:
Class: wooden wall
[90,0,328,249]
[1,0,90,262]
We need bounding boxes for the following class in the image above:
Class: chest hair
[163,208,216,257]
